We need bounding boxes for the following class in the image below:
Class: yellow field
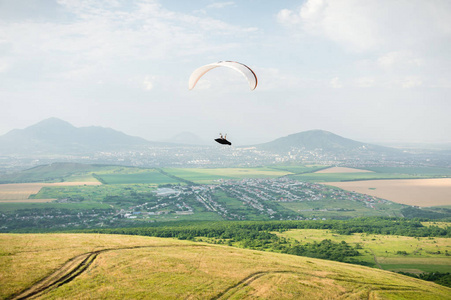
[1,234,450,299]
[0,182,101,203]
[315,167,373,173]
[325,178,451,207]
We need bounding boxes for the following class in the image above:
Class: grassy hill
[1,233,450,299]
[256,129,399,155]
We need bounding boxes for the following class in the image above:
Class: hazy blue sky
[1,0,450,145]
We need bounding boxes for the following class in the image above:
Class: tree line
[77,217,449,265]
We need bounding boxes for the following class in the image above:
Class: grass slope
[1,234,450,299]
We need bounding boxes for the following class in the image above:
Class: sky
[1,0,450,146]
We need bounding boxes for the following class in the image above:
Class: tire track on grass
[211,271,296,300]
[369,249,383,269]
[211,269,423,300]
[10,244,206,300]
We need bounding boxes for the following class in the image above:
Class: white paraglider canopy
[188,61,257,90]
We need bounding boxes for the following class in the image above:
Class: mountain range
[0,118,400,157]
[0,118,151,155]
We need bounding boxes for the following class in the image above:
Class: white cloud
[255,67,322,90]
[355,77,375,88]
[377,51,422,69]
[207,2,235,9]
[0,0,256,84]
[0,59,11,73]
[278,0,451,53]
[330,77,342,88]
[277,9,301,26]
[278,0,451,89]
[143,76,155,90]
[400,77,422,89]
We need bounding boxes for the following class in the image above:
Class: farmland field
[29,184,154,203]
[289,172,422,182]
[277,229,451,273]
[325,178,451,207]
[0,202,111,212]
[267,165,327,174]
[163,167,292,184]
[315,166,374,173]
[1,233,450,299]
[95,170,180,184]
[0,182,101,203]
[0,163,118,184]
[365,166,451,176]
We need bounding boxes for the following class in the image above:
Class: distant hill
[255,129,401,156]
[0,118,152,155]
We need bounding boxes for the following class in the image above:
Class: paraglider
[215,134,231,145]
[189,61,257,91]
[188,61,257,146]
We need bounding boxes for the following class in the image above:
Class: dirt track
[11,246,148,300]
[10,245,207,300]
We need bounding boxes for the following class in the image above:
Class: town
[127,178,392,221]
[1,177,398,232]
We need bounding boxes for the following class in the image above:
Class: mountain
[255,129,401,157]
[0,118,151,155]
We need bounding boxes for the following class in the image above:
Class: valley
[1,124,450,298]
[3,162,451,232]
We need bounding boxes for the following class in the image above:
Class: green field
[1,233,450,300]
[0,163,119,183]
[0,163,186,185]
[29,184,157,203]
[163,167,292,184]
[3,163,450,186]
[365,166,451,176]
[214,190,249,211]
[290,172,423,182]
[277,229,451,273]
[287,165,451,183]
[0,201,110,212]
[267,165,328,174]
[95,171,180,184]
